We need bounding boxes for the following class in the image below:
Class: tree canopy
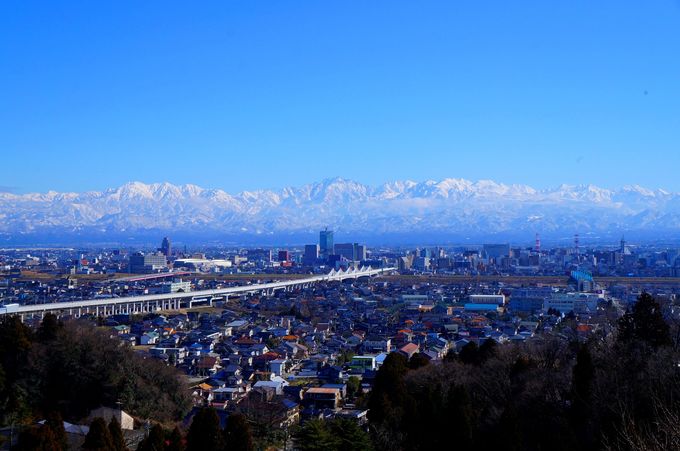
[618,292,672,349]
[0,318,191,425]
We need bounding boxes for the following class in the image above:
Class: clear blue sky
[1,1,679,194]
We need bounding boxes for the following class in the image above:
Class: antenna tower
[574,233,580,257]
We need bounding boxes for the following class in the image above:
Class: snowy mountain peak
[1,178,679,242]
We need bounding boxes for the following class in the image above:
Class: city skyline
[2,1,680,194]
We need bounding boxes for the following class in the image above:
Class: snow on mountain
[1,178,680,241]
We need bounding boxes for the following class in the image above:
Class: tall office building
[483,244,510,260]
[335,243,366,261]
[247,248,272,263]
[335,243,356,261]
[319,228,334,259]
[129,252,168,274]
[160,237,172,257]
[303,244,319,265]
[356,244,367,261]
[278,250,290,262]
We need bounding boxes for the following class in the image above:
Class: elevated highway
[0,266,395,320]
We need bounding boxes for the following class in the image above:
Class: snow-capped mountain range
[2,178,680,244]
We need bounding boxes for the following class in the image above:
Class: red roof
[197,356,218,369]
[400,343,419,354]
[254,352,280,361]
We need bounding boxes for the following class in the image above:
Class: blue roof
[464,303,499,311]
[570,270,593,282]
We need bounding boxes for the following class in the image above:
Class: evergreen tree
[477,339,497,364]
[367,353,409,426]
[137,424,165,451]
[618,293,671,348]
[407,353,429,370]
[296,419,339,451]
[328,418,373,451]
[16,425,62,451]
[458,342,479,365]
[0,316,33,393]
[186,408,223,451]
[571,344,595,450]
[223,413,254,451]
[108,416,128,451]
[83,417,115,451]
[45,411,68,451]
[443,349,457,363]
[346,376,361,399]
[165,427,185,451]
[37,313,62,343]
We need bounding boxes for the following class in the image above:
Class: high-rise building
[278,250,290,262]
[483,244,510,260]
[335,243,355,261]
[247,248,272,263]
[129,252,168,274]
[335,243,367,261]
[413,256,431,271]
[303,244,319,265]
[319,228,334,259]
[160,237,172,257]
[356,244,367,261]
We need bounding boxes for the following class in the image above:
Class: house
[189,343,204,356]
[284,341,309,359]
[318,365,344,381]
[253,376,289,396]
[334,409,369,425]
[362,337,392,353]
[140,331,159,345]
[349,355,376,373]
[195,355,220,376]
[87,407,134,430]
[112,325,130,335]
[321,383,347,399]
[118,334,137,346]
[303,387,341,410]
[269,358,287,377]
[212,386,246,403]
[398,342,420,359]
[420,350,440,361]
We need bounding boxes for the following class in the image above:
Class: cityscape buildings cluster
[2,231,680,447]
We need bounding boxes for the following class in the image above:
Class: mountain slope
[1,178,679,243]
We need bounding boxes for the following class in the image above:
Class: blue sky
[1,1,679,194]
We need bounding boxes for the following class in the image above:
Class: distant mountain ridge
[1,178,680,244]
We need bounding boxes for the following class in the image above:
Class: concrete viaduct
[0,266,395,321]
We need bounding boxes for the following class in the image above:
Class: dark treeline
[2,293,680,451]
[365,293,680,451]
[185,408,253,451]
[0,314,192,427]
